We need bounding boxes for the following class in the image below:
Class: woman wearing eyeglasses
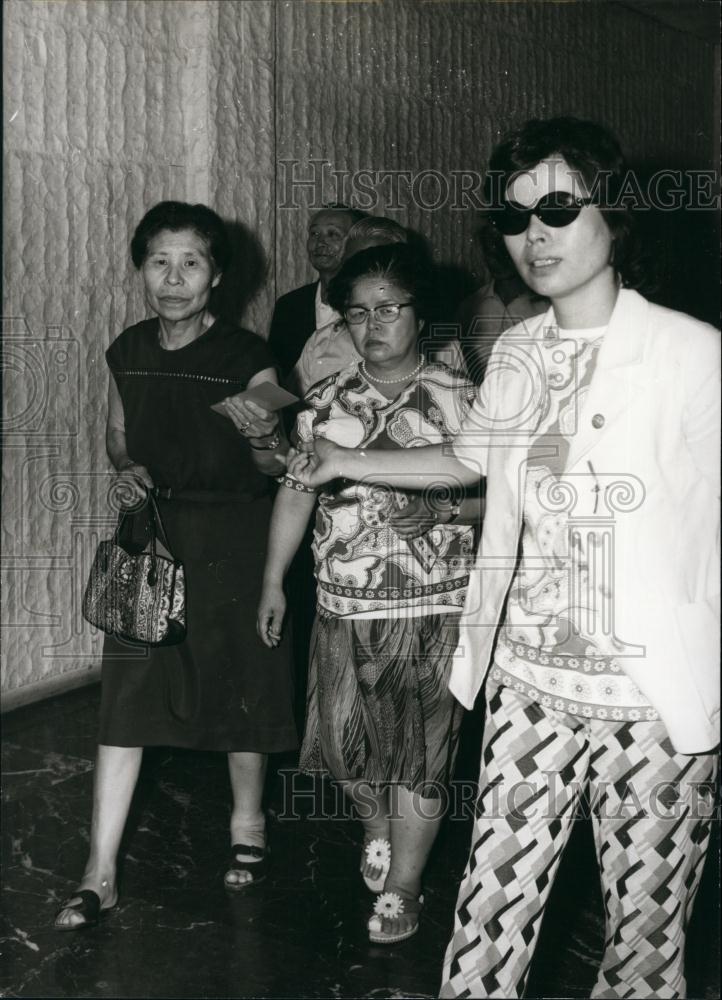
[288,118,719,996]
[258,243,480,944]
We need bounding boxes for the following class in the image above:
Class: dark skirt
[300,612,463,795]
[98,495,297,753]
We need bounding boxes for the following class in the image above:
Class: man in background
[294,215,408,393]
[268,204,365,381]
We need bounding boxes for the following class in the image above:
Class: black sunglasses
[490,191,595,236]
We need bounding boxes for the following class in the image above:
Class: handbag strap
[111,489,174,561]
[148,489,174,553]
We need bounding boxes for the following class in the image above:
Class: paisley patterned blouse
[279,362,477,619]
[490,328,656,721]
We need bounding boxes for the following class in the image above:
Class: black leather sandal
[223,843,270,891]
[53,889,113,931]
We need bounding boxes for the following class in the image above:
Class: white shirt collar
[315,281,341,329]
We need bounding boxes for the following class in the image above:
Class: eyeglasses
[344,302,415,325]
[490,191,595,236]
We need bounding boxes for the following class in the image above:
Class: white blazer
[451,289,720,754]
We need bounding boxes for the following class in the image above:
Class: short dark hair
[482,117,645,289]
[327,243,435,321]
[130,201,231,272]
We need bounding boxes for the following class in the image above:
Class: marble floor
[1,685,719,999]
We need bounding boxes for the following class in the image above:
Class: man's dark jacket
[268,281,318,378]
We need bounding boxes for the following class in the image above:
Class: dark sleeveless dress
[98,317,297,753]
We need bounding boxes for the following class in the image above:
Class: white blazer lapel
[565,290,650,472]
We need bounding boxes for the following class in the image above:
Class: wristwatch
[433,502,460,523]
[250,431,281,451]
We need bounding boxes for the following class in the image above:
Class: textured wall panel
[2,0,211,705]
[209,0,276,332]
[2,0,718,706]
[273,0,717,296]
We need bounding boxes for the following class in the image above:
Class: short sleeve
[105,322,149,374]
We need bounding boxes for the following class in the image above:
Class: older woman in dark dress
[54,202,296,930]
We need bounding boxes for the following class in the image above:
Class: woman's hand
[257,582,286,648]
[114,461,154,506]
[388,494,453,540]
[287,438,343,488]
[222,396,279,440]
[284,446,313,479]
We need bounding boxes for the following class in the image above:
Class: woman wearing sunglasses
[288,118,719,996]
[258,243,480,944]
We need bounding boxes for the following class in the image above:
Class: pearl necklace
[360,357,424,385]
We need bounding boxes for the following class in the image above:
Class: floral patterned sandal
[368,889,424,944]
[361,837,391,893]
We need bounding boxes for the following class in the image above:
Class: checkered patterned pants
[441,685,717,998]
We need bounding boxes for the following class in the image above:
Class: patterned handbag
[82,490,186,646]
